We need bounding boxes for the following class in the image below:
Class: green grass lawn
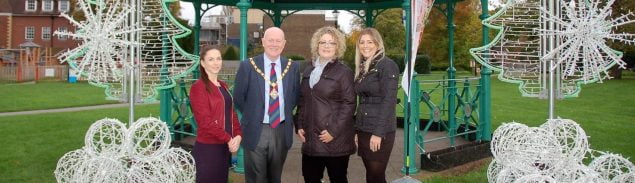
[0,104,160,183]
[0,81,118,112]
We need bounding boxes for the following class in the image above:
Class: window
[58,0,69,12]
[25,27,35,40]
[42,27,51,40]
[42,0,54,12]
[57,27,68,40]
[25,0,37,12]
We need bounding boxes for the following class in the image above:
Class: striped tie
[269,63,281,128]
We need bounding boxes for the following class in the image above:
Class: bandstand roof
[179,0,455,10]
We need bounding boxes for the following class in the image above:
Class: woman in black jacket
[295,26,357,183]
[354,28,399,183]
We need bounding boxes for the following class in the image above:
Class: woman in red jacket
[190,46,242,183]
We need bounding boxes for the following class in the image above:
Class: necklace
[250,57,293,99]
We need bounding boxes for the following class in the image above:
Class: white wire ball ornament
[74,156,127,182]
[127,158,173,183]
[495,168,523,183]
[539,118,589,163]
[550,164,601,183]
[589,153,635,182]
[84,118,127,157]
[513,174,556,183]
[54,149,89,183]
[488,118,634,183]
[491,122,529,165]
[127,117,171,157]
[510,127,564,174]
[160,148,197,183]
[54,117,195,183]
[611,173,635,183]
[488,160,504,183]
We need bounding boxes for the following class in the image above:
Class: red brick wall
[227,23,261,43]
[264,14,336,61]
[0,16,9,49]
[11,15,78,50]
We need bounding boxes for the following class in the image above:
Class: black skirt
[193,141,230,183]
[357,131,395,163]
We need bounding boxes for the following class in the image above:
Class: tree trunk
[609,65,623,79]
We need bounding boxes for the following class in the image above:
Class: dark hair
[199,45,223,93]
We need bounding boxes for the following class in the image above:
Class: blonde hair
[354,28,386,80]
[310,26,347,60]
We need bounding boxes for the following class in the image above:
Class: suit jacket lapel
[281,57,290,104]
[256,55,266,103]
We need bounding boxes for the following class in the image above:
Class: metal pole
[365,8,374,27]
[400,0,418,175]
[234,0,251,174]
[128,0,137,126]
[547,0,555,119]
[192,0,203,79]
[446,0,457,146]
[478,0,492,141]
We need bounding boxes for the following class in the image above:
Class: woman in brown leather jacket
[354,28,399,183]
[295,26,357,183]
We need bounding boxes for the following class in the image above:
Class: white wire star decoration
[471,0,635,98]
[539,0,635,83]
[55,0,142,84]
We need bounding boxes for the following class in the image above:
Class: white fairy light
[54,117,195,183]
[471,0,635,97]
[589,153,635,182]
[488,118,634,183]
[539,0,635,83]
[55,0,198,101]
[513,174,556,183]
[539,118,589,163]
[55,0,142,84]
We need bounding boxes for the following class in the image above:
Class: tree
[374,9,406,54]
[609,0,635,78]
[420,1,483,70]
[343,30,361,70]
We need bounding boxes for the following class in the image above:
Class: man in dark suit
[233,27,300,183]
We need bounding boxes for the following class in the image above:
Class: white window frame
[25,0,37,12]
[58,0,69,12]
[42,0,54,12]
[25,27,35,40]
[57,27,68,40]
[42,27,51,40]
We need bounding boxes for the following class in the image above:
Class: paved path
[229,129,482,183]
[0,103,155,117]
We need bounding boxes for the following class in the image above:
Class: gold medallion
[271,82,277,88]
[270,88,279,99]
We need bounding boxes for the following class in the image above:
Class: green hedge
[223,46,239,60]
[386,54,432,74]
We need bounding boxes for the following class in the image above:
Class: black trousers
[301,154,351,183]
[244,124,288,183]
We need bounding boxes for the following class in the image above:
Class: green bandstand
[163,0,494,175]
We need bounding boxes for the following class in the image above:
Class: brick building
[225,8,337,60]
[0,0,78,66]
